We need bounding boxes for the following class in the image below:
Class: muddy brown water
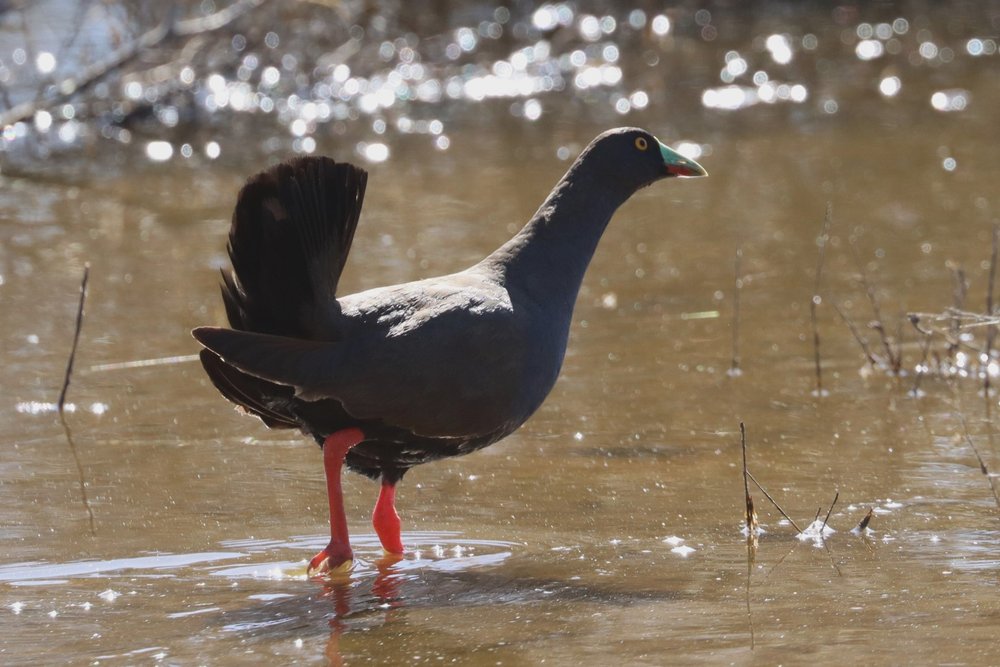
[2,2,1000,665]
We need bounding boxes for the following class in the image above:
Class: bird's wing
[193,278,532,439]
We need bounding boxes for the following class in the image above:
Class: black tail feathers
[222,157,367,338]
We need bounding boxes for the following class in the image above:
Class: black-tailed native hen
[193,127,707,575]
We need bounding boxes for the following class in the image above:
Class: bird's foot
[373,481,405,555]
[307,544,354,577]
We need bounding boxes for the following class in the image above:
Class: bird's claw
[308,548,353,577]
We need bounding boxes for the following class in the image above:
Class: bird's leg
[308,427,364,576]
[372,477,404,555]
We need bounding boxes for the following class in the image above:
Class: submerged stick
[58,264,90,414]
[810,204,833,394]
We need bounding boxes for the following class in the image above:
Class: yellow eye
[635,137,648,151]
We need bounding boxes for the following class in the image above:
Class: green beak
[658,140,708,178]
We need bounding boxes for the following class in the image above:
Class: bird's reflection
[316,553,408,665]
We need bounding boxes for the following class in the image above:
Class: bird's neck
[481,167,629,311]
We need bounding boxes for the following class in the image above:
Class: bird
[192,127,707,575]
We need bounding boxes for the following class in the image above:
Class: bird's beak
[658,141,708,178]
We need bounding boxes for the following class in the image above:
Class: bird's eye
[634,137,648,151]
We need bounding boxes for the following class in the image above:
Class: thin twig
[58,264,90,414]
[832,299,879,369]
[850,237,900,372]
[957,413,1000,512]
[745,470,803,533]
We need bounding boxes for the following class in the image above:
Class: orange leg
[372,479,404,555]
[308,428,364,576]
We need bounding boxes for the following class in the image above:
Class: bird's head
[575,127,708,195]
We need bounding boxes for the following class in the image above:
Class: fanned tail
[222,157,367,338]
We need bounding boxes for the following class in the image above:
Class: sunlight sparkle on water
[532,4,574,31]
[34,110,52,132]
[145,141,173,162]
[856,39,884,60]
[16,401,68,415]
[35,51,56,74]
[358,142,389,163]
[879,76,902,97]
[797,519,836,545]
[966,38,998,56]
[931,90,969,112]
[650,14,671,36]
[674,141,704,160]
[765,34,793,64]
